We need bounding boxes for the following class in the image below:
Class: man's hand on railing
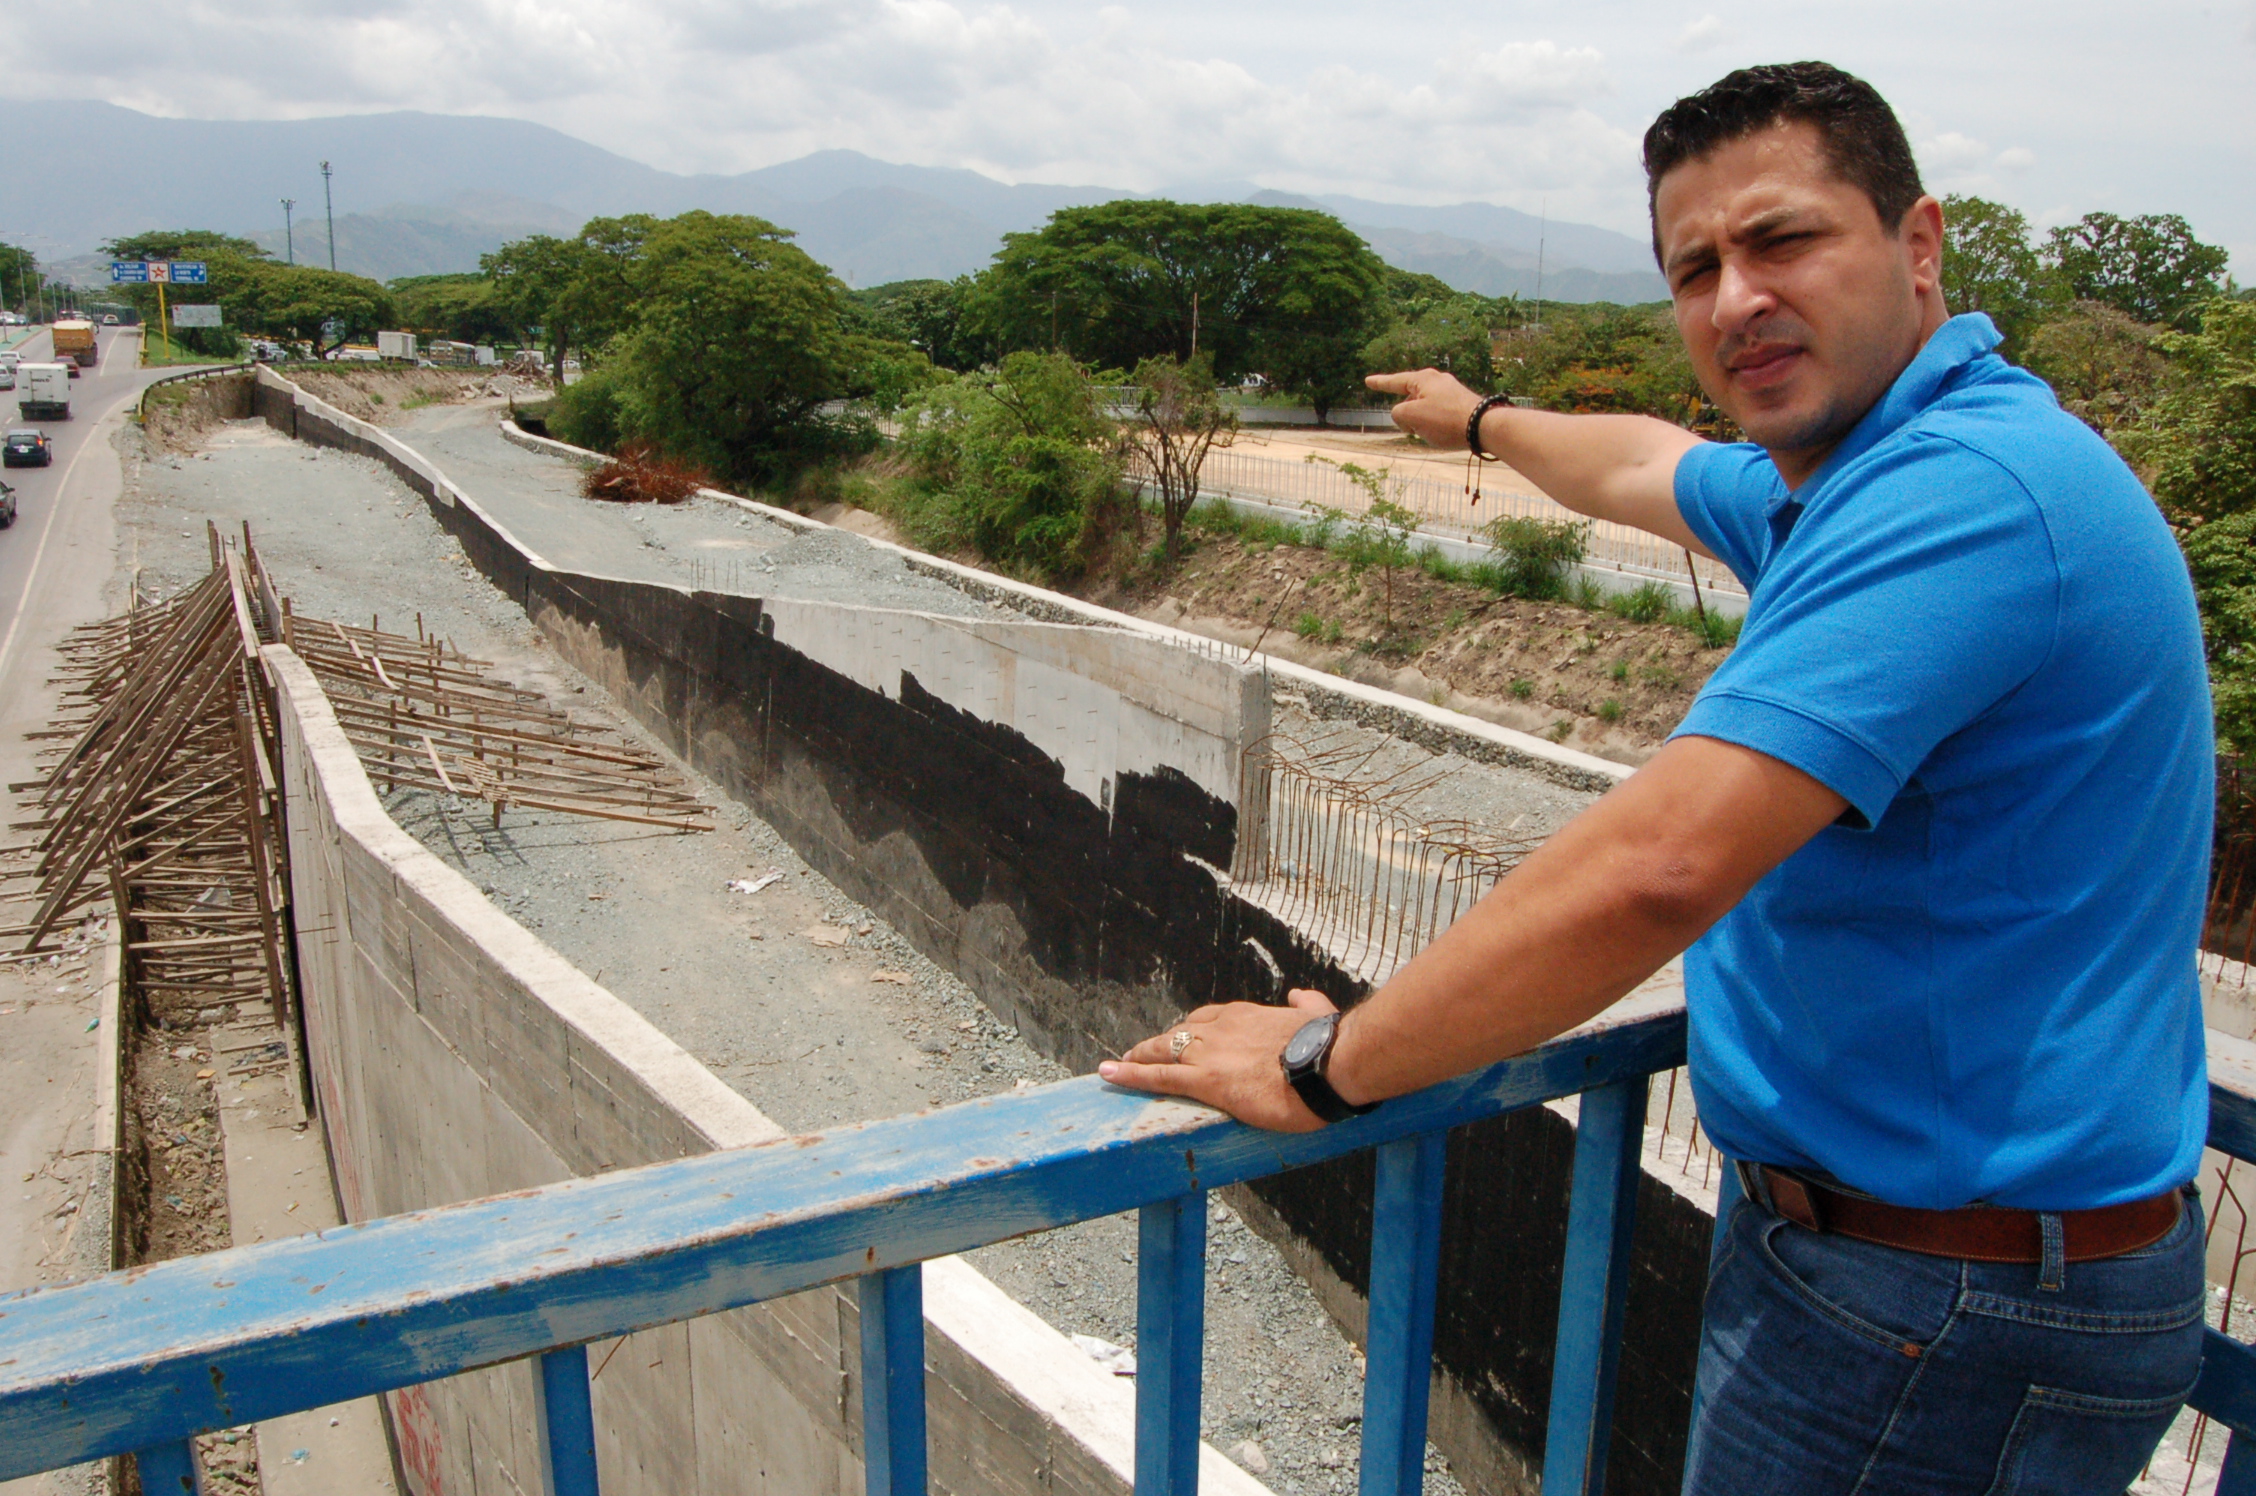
[1100,987,1339,1132]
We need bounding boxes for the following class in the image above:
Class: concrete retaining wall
[263,640,1266,1496]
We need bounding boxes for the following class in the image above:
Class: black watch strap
[1281,1013,1379,1125]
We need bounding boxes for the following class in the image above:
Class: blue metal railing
[4,1003,2255,1495]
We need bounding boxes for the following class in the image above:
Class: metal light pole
[320,161,336,272]
[281,198,296,266]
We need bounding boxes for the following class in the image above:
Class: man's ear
[1902,195,1946,301]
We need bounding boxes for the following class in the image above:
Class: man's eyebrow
[1664,236,1718,277]
[1664,206,1812,277]
[1733,207,1805,242]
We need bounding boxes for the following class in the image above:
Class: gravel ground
[98,407,1611,1493]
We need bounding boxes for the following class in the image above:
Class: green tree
[895,352,1126,578]
[239,264,396,356]
[597,211,870,484]
[1119,353,1238,557]
[482,234,598,384]
[970,201,1388,419]
[1940,195,2052,356]
[102,230,264,263]
[2119,298,2256,526]
[1495,304,1712,426]
[389,274,517,345]
[2179,509,2256,755]
[0,241,37,314]
[851,278,992,370]
[1361,296,1496,386]
[1337,486,1420,630]
[2021,301,2170,436]
[2044,212,2230,331]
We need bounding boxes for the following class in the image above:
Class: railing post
[1135,1192,1209,1495]
[1359,1130,1448,1496]
[859,1265,927,1496]
[1541,1079,1649,1496]
[135,1439,201,1494]
[533,1346,600,1496]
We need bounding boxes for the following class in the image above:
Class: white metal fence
[1177,448,1747,598]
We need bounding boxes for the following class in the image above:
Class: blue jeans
[1683,1183,2207,1495]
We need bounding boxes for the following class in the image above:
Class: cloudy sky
[32,0,2256,271]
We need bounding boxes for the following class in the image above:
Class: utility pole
[281,199,296,265]
[1533,198,1547,330]
[320,161,336,272]
[1190,290,1199,361]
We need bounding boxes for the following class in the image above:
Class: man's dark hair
[1642,62,1924,261]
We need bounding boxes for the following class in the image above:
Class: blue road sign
[110,261,208,285]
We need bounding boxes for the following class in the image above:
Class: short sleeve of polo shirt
[1675,441,1786,585]
[1670,435,2061,827]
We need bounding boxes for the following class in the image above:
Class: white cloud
[5,0,2244,273]
[1674,14,1730,53]
[1914,130,2043,200]
[26,0,1642,224]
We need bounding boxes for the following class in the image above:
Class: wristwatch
[1280,1013,1379,1124]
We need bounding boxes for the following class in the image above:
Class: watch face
[1284,1018,1331,1069]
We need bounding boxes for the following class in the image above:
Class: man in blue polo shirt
[1101,62,2211,1492]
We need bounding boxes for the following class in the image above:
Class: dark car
[0,480,15,527]
[3,429,52,467]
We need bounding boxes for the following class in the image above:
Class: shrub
[1610,582,1675,624]
[549,362,626,454]
[1477,515,1590,600]
[894,352,1129,581]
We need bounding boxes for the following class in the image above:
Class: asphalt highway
[0,324,214,1496]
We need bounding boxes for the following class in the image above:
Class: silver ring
[1169,1029,1195,1060]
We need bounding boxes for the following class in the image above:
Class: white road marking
[0,333,150,687]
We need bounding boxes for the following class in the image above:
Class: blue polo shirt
[1671,313,2211,1211]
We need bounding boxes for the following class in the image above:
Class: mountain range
[28,100,1663,302]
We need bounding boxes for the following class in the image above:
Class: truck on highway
[18,364,71,420]
[51,319,98,369]
[377,330,418,361]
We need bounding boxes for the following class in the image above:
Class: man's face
[1654,120,1940,478]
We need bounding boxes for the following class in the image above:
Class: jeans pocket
[1754,1215,1957,1353]
[1981,1380,2195,1496]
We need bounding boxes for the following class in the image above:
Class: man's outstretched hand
[1098,987,1343,1132]
[1366,368,1481,450]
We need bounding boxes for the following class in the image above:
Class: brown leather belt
[1751,1165,2183,1264]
